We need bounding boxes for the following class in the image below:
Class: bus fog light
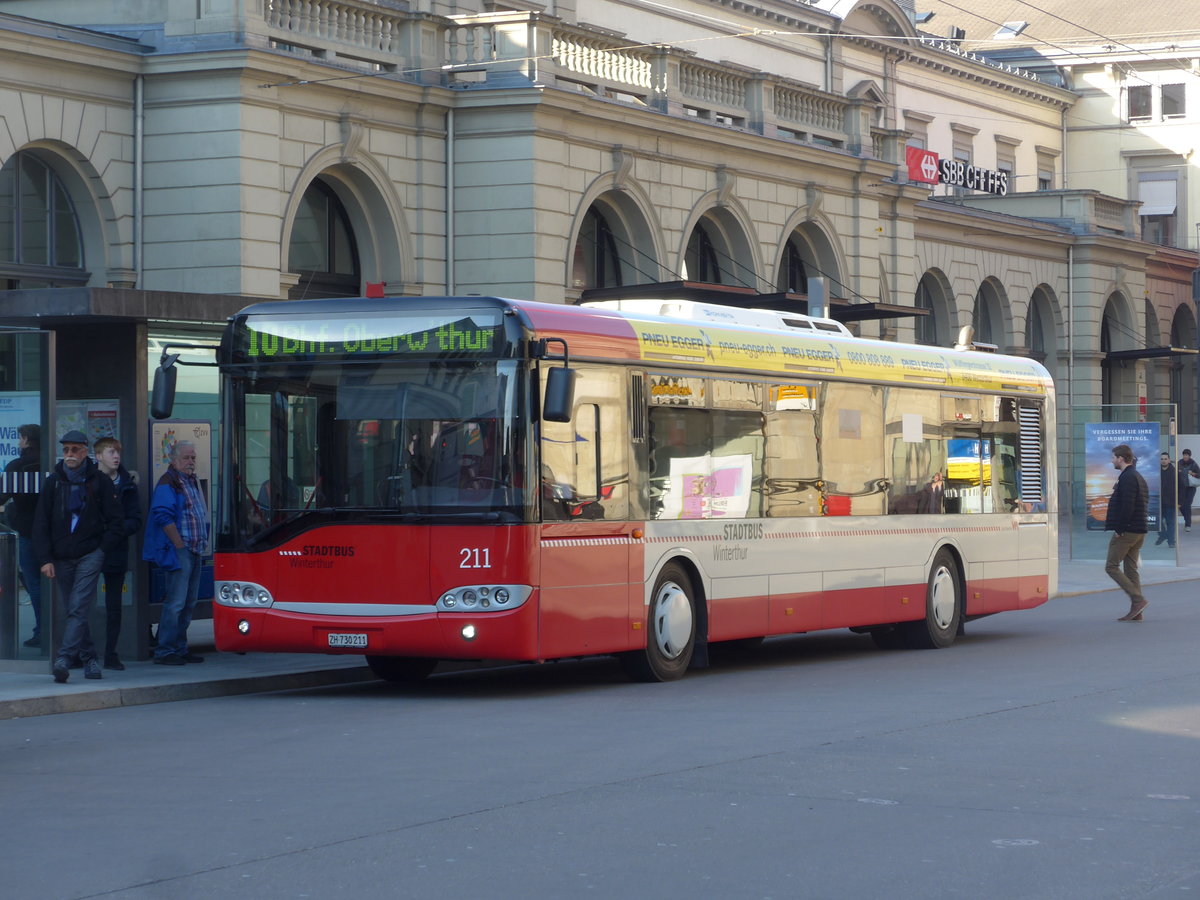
[494,588,510,605]
[442,593,457,608]
[237,619,251,635]
[461,624,477,641]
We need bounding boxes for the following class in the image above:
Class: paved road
[1,584,1197,899]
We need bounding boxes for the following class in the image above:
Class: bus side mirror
[543,366,576,423]
[150,354,180,419]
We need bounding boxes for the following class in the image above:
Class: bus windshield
[222,358,531,547]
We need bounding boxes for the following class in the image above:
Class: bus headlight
[214,581,275,608]
[436,584,532,612]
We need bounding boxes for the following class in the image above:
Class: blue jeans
[55,548,105,663]
[156,548,202,659]
[18,534,42,637]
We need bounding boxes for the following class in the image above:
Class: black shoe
[83,659,102,680]
[104,654,125,671]
[23,634,40,648]
[182,653,205,663]
[153,654,186,666]
[1155,536,1165,545]
[52,658,70,683]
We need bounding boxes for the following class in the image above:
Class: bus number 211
[460,548,491,568]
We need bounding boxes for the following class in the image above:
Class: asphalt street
[1,579,1196,899]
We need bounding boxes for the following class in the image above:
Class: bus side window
[821,383,885,515]
[540,366,629,521]
[884,387,936,515]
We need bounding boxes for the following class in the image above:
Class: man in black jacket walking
[33,430,124,683]
[1104,443,1150,622]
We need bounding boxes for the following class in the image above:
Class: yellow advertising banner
[632,321,1048,394]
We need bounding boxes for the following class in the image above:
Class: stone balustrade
[259,4,885,156]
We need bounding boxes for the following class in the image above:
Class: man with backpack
[33,430,124,683]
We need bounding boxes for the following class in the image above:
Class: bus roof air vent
[580,298,851,336]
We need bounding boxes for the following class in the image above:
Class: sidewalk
[3,526,1198,720]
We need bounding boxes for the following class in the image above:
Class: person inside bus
[917,471,944,514]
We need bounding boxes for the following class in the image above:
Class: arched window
[914,276,938,346]
[1025,297,1046,362]
[288,178,360,299]
[972,284,1001,346]
[571,206,623,289]
[684,223,722,283]
[1101,315,1114,407]
[778,238,808,294]
[0,151,85,288]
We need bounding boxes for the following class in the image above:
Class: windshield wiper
[245,509,318,549]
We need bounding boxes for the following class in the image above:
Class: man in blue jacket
[144,440,210,665]
[33,430,124,683]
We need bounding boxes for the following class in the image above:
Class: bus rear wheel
[901,549,961,649]
[365,655,438,683]
[621,562,696,682]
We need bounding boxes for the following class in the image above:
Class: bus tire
[621,562,696,682]
[902,549,961,649]
[366,655,438,683]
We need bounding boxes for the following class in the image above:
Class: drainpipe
[445,107,455,295]
[1066,242,1074,557]
[134,74,144,286]
[825,35,834,93]
[1061,106,1068,190]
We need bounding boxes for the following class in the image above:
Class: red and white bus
[161,294,1055,682]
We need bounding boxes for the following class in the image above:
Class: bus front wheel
[901,549,962,649]
[366,655,438,683]
[621,563,696,682]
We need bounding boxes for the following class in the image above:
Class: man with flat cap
[33,429,124,683]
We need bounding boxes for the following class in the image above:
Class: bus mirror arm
[537,337,576,424]
[150,343,219,420]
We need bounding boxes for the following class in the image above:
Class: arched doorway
[569,192,660,290]
[972,278,1007,349]
[1170,304,1198,432]
[287,177,360,299]
[0,150,86,288]
[682,209,757,288]
[1024,285,1060,385]
[914,270,952,346]
[1100,293,1137,411]
[775,222,844,300]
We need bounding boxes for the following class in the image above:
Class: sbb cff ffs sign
[905,146,1009,196]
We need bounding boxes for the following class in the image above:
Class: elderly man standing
[33,430,124,683]
[143,440,210,665]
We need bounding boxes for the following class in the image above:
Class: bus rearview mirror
[150,355,179,419]
[543,366,576,423]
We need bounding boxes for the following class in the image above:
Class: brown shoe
[1118,599,1148,621]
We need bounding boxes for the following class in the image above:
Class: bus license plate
[327,633,368,649]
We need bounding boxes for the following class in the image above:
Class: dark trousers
[1181,486,1197,527]
[18,534,42,637]
[1158,506,1177,545]
[103,570,127,659]
[54,548,105,664]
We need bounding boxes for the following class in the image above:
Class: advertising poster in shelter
[1084,423,1160,531]
[0,392,42,469]
[56,399,120,449]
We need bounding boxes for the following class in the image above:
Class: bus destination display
[236,312,505,361]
